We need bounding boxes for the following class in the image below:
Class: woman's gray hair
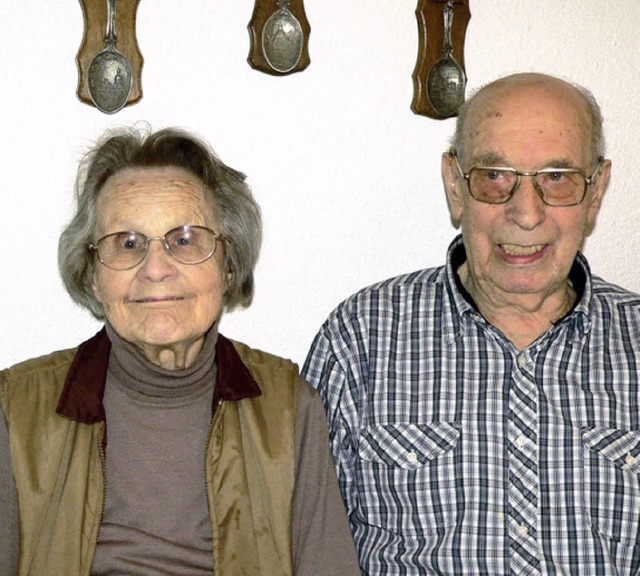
[58,125,262,320]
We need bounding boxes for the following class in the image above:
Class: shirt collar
[445,234,592,334]
[56,327,261,424]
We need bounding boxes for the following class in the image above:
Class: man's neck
[458,264,576,351]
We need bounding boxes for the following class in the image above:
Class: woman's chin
[124,315,190,349]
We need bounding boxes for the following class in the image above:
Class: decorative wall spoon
[88,0,132,114]
[262,0,304,73]
[426,0,466,118]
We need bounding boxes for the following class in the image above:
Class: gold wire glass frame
[89,225,223,270]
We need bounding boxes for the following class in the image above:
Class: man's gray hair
[58,125,262,319]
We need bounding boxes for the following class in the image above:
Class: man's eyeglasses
[89,225,224,271]
[450,150,603,207]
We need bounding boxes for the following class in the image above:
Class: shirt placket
[507,348,541,575]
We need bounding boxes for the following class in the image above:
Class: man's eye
[484,169,506,181]
[546,171,566,182]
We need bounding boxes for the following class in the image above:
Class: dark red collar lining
[56,327,261,423]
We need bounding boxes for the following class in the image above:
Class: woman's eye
[173,235,192,247]
[118,235,143,250]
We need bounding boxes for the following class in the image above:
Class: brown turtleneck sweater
[91,324,219,574]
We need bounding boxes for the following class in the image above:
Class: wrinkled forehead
[461,80,593,162]
[94,166,217,233]
[99,166,207,199]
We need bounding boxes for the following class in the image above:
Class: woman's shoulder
[1,347,78,385]
[225,336,299,373]
[0,347,79,420]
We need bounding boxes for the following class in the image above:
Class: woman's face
[91,167,227,369]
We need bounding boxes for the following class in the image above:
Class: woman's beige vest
[0,336,296,575]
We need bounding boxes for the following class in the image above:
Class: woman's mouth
[132,296,185,304]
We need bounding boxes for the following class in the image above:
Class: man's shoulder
[336,265,447,311]
[591,275,640,305]
[319,265,449,330]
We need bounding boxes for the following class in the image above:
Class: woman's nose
[137,239,177,281]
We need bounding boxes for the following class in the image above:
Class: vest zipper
[89,425,108,575]
[205,398,224,575]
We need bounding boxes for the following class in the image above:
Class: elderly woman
[0,127,360,575]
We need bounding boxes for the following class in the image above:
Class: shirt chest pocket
[356,422,461,534]
[581,426,640,547]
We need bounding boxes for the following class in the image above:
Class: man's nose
[504,176,546,229]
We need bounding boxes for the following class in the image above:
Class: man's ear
[442,152,464,228]
[585,158,611,236]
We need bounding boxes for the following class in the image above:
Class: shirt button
[516,434,526,449]
[625,453,637,468]
[407,451,418,463]
[518,355,527,368]
[517,524,529,537]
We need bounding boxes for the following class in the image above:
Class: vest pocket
[581,426,640,546]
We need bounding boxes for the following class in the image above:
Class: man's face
[443,80,610,309]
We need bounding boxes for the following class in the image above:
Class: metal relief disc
[262,8,303,73]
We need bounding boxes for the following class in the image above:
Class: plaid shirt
[302,235,640,575]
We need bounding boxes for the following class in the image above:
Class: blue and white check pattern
[302,236,640,575]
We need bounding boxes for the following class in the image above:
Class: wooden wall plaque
[412,0,470,119]
[77,0,144,109]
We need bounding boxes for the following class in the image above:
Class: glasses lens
[97,232,147,270]
[468,168,518,204]
[535,170,585,206]
[165,226,217,264]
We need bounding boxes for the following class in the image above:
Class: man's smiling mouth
[501,243,545,256]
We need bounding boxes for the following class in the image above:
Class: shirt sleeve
[291,377,361,575]
[301,325,361,523]
[0,402,19,575]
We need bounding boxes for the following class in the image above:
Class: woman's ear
[442,152,464,228]
[224,266,234,291]
[92,270,104,304]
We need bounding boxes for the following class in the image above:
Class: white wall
[2,1,639,368]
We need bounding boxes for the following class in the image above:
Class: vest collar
[56,327,261,424]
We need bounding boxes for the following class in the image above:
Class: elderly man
[302,73,640,574]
